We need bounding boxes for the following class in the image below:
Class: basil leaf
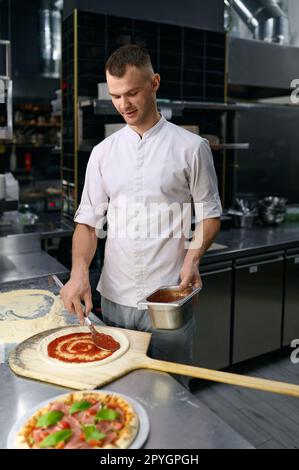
[36,411,64,428]
[83,425,106,442]
[95,408,119,422]
[69,401,92,415]
[39,429,72,448]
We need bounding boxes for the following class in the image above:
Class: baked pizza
[15,391,139,449]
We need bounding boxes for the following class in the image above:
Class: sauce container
[137,285,201,330]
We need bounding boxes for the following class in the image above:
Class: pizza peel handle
[140,357,299,399]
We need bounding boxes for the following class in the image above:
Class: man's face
[106,65,160,127]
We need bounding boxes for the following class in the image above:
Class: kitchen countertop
[0,365,254,449]
[203,222,299,264]
[0,274,253,449]
[1,211,299,261]
[0,211,74,239]
[0,251,68,284]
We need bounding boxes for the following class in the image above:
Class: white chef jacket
[74,115,222,307]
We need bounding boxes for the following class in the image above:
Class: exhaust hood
[228,36,299,98]
[226,1,299,98]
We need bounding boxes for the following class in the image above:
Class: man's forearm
[185,217,221,265]
[71,223,98,277]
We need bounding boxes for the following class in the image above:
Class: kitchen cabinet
[232,252,284,364]
[283,248,299,347]
[193,261,232,370]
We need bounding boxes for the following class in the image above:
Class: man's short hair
[105,44,153,77]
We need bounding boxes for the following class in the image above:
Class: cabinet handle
[200,267,231,276]
[236,256,284,269]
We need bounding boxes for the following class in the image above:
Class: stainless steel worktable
[0,275,253,449]
[0,232,68,284]
[0,364,253,449]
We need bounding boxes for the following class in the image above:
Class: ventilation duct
[229,0,289,44]
[0,40,12,140]
[39,0,61,77]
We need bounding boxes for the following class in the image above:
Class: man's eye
[129,92,137,96]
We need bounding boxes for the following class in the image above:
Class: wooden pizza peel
[8,325,299,398]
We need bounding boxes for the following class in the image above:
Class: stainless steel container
[137,285,202,330]
[233,213,255,228]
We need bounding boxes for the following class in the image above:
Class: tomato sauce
[94,332,120,352]
[47,332,119,363]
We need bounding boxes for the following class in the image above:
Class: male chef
[61,44,222,388]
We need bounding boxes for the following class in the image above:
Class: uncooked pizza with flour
[15,391,139,449]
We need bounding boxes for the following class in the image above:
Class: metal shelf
[81,98,249,115]
[211,143,249,150]
[0,143,57,148]
[79,98,249,151]
[76,142,250,152]
[14,122,60,128]
[81,98,299,115]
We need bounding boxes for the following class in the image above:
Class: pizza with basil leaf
[15,391,139,449]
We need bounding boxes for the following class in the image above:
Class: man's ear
[152,73,160,92]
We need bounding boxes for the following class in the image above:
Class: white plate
[7,389,150,450]
[38,326,130,368]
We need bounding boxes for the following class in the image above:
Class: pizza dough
[0,289,69,344]
[39,326,129,367]
[15,390,139,449]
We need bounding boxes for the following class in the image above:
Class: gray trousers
[101,296,195,389]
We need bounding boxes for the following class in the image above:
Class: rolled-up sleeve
[190,138,223,222]
[73,146,108,228]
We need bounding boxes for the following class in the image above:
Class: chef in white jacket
[61,44,222,388]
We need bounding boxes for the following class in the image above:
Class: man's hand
[60,273,93,325]
[179,217,220,290]
[61,223,98,324]
[179,257,202,290]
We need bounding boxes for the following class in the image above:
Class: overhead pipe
[228,0,289,44]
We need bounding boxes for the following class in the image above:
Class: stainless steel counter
[0,233,67,283]
[0,274,254,449]
[0,211,73,239]
[0,364,253,449]
[0,251,67,283]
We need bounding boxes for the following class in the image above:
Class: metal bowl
[137,285,201,330]
[258,196,287,225]
[259,196,287,208]
[259,210,286,225]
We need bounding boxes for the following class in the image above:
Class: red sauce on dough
[94,332,120,352]
[47,332,120,363]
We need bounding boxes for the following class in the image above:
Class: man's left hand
[179,257,202,290]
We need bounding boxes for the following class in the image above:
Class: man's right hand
[60,274,93,325]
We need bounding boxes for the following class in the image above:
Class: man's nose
[120,96,130,109]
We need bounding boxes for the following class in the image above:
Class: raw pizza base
[15,390,139,449]
[38,326,130,367]
[0,289,68,344]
